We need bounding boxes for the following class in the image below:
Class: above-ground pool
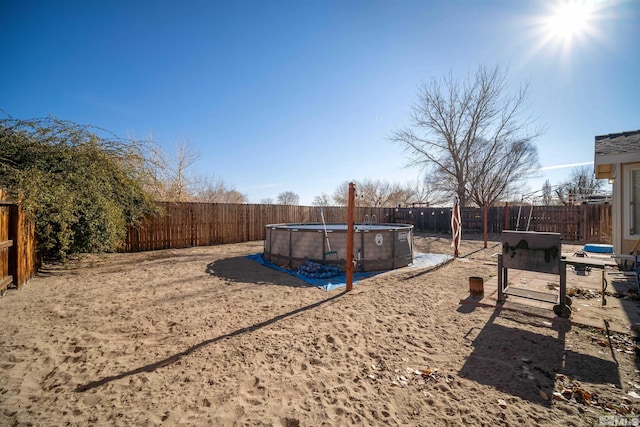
[263,223,414,272]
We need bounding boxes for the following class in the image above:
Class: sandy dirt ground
[1,234,639,426]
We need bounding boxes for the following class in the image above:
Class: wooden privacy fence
[394,204,612,244]
[125,202,612,252]
[124,203,392,251]
[0,198,611,288]
[0,200,38,292]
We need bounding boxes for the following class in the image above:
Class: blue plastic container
[583,244,614,254]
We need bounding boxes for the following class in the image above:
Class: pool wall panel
[264,223,413,272]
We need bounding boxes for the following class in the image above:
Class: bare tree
[277,191,300,205]
[260,198,274,205]
[332,180,391,207]
[556,165,608,204]
[130,135,248,204]
[332,182,352,206]
[192,175,247,203]
[312,193,332,206]
[142,137,201,202]
[332,179,413,207]
[386,183,415,207]
[169,139,200,201]
[541,179,554,205]
[466,136,539,207]
[222,190,247,204]
[124,131,173,199]
[410,173,451,207]
[392,65,542,207]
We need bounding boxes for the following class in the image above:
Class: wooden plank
[0,239,13,249]
[562,256,616,269]
[8,204,19,287]
[0,275,12,290]
[504,286,559,304]
[611,254,637,261]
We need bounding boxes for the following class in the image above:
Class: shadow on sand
[205,255,311,288]
[458,307,621,406]
[75,291,346,393]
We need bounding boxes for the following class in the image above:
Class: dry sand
[1,234,639,426]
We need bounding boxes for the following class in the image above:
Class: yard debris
[564,284,640,302]
[384,366,457,389]
[406,367,422,376]
[421,367,443,382]
[393,375,408,386]
[567,286,600,299]
[608,289,640,301]
[554,375,638,415]
[588,329,639,355]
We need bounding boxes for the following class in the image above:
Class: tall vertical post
[346,182,355,291]
[8,204,19,289]
[504,202,509,231]
[451,197,461,258]
[497,254,504,303]
[483,202,488,249]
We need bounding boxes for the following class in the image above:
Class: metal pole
[346,183,355,291]
[526,204,533,232]
[483,202,488,249]
[497,255,504,303]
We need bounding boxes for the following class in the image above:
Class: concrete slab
[460,248,640,335]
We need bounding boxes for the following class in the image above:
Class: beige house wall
[620,162,640,254]
[595,133,640,255]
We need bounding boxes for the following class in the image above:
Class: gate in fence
[0,202,16,294]
[0,200,38,293]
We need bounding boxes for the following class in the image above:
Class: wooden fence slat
[0,202,38,290]
[0,195,614,286]
[123,203,612,252]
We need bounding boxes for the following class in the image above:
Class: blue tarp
[246,252,453,291]
[245,253,384,291]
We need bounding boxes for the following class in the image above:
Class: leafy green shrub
[0,115,159,261]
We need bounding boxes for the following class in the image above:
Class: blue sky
[1,0,638,204]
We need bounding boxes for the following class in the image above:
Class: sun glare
[517,0,608,69]
[543,0,594,43]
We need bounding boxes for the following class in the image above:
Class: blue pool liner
[245,253,382,291]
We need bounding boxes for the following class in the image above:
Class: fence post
[346,183,355,292]
[581,205,588,243]
[504,203,509,232]
[8,205,19,288]
[483,202,488,248]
